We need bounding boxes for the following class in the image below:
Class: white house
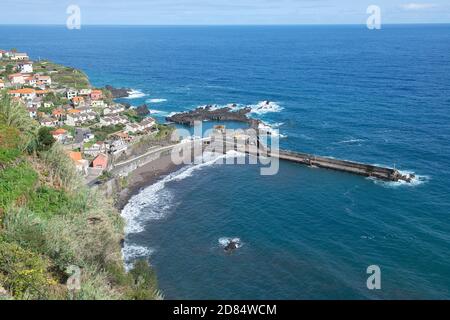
[36,75,51,86]
[91,100,106,108]
[65,112,97,126]
[66,89,78,99]
[100,115,128,127]
[79,88,92,96]
[11,53,29,61]
[8,73,25,85]
[140,117,156,129]
[8,88,36,100]
[40,118,58,127]
[17,61,33,73]
[103,105,125,115]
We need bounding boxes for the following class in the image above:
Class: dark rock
[166,106,260,128]
[104,85,132,99]
[136,104,150,116]
[224,240,239,252]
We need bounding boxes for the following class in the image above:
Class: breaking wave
[258,121,287,138]
[218,237,243,249]
[125,89,147,99]
[122,245,154,270]
[147,98,167,103]
[121,151,245,235]
[249,101,283,115]
[369,171,430,188]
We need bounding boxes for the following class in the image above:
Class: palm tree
[0,92,38,150]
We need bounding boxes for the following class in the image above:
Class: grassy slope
[0,97,161,300]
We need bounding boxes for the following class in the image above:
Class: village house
[51,108,65,121]
[140,117,156,129]
[0,50,6,59]
[91,153,109,170]
[100,115,128,127]
[125,123,141,133]
[24,75,37,86]
[16,61,33,73]
[8,73,25,85]
[103,104,125,115]
[8,88,36,100]
[39,117,58,127]
[72,96,85,107]
[106,139,128,155]
[35,89,49,98]
[78,88,92,96]
[66,89,78,99]
[68,151,89,175]
[90,89,103,101]
[91,100,106,108]
[65,111,97,126]
[11,52,29,61]
[27,106,38,118]
[50,128,68,142]
[77,106,93,114]
[35,75,52,86]
[84,141,107,157]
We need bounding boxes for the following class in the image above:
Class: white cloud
[401,3,437,10]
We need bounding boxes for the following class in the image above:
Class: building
[8,88,36,100]
[0,50,6,59]
[91,100,106,108]
[8,73,25,85]
[100,115,128,127]
[68,151,89,174]
[92,153,109,170]
[36,75,51,86]
[103,105,125,115]
[11,53,29,61]
[72,96,85,107]
[17,61,33,73]
[90,89,103,101]
[79,88,92,96]
[27,106,37,118]
[84,141,107,157]
[65,112,97,126]
[66,89,78,99]
[50,128,68,142]
[40,117,58,127]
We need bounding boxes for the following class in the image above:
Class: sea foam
[147,98,167,103]
[121,151,245,235]
[125,89,147,99]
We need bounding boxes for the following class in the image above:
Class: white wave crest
[122,245,154,270]
[258,121,287,138]
[121,151,244,235]
[218,237,243,249]
[369,171,430,188]
[125,89,147,99]
[249,101,283,115]
[147,98,167,103]
[336,138,366,144]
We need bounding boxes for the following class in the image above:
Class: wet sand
[117,154,183,210]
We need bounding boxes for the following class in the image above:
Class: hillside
[0,92,161,300]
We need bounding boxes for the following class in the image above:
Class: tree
[0,93,38,150]
[36,127,55,152]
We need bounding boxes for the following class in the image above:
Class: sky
[1,0,449,25]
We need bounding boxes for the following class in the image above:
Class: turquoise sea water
[1,25,450,299]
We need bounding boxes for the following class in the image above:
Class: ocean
[1,24,450,299]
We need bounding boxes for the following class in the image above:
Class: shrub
[0,241,56,299]
[127,260,162,300]
[27,187,71,219]
[36,127,55,152]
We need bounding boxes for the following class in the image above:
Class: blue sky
[1,0,449,25]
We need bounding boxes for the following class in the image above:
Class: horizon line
[0,22,449,27]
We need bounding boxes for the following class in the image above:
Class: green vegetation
[91,124,124,141]
[123,109,145,123]
[33,60,90,89]
[0,93,161,300]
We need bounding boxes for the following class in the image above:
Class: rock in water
[104,85,132,99]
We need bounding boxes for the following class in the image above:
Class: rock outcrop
[166,105,260,128]
[104,85,132,99]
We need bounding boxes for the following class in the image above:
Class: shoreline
[116,154,184,211]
